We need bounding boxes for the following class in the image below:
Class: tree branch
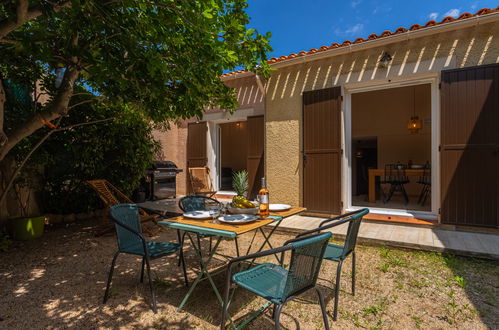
[67,98,98,110]
[0,116,113,205]
[0,0,71,41]
[55,117,114,131]
[0,66,80,162]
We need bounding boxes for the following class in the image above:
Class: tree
[0,0,271,163]
[0,0,271,208]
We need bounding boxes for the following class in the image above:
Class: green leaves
[2,0,272,127]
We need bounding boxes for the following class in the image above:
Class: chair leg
[385,185,395,203]
[145,256,157,313]
[417,185,426,204]
[274,303,284,330]
[103,251,120,304]
[180,248,189,287]
[401,185,409,205]
[352,251,356,296]
[315,287,330,330]
[234,237,240,258]
[209,236,212,252]
[140,256,145,283]
[333,260,343,321]
[177,230,187,267]
[221,270,232,330]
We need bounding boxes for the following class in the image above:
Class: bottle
[258,177,270,217]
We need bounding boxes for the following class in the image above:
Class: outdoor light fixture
[407,86,422,134]
[379,52,392,68]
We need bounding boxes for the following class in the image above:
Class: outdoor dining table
[157,206,306,313]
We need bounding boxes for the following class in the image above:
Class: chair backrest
[341,209,369,258]
[282,232,332,299]
[188,167,215,194]
[384,164,408,183]
[294,208,369,260]
[178,194,222,212]
[109,204,145,255]
[86,180,133,207]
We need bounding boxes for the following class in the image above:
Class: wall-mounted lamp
[379,52,392,68]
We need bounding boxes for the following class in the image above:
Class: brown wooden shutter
[303,87,342,214]
[187,122,208,193]
[246,115,264,199]
[440,64,499,228]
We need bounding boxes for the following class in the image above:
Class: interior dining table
[368,168,425,202]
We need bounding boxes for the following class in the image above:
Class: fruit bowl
[227,202,259,215]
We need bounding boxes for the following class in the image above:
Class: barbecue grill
[147,161,183,200]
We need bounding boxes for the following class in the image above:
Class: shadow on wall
[437,63,499,327]
[264,27,498,123]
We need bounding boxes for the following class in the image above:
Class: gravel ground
[0,218,498,329]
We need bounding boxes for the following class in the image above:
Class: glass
[209,209,220,224]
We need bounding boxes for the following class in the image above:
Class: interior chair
[221,232,333,330]
[86,179,159,235]
[103,204,188,313]
[178,194,241,260]
[417,165,431,206]
[382,164,410,204]
[295,208,369,321]
[188,167,216,197]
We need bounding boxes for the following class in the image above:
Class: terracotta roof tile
[221,7,499,78]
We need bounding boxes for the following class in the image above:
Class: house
[156,7,499,229]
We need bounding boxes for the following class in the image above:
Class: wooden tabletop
[159,206,306,237]
[270,206,306,218]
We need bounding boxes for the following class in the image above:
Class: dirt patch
[0,219,497,329]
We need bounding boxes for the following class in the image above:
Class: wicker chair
[188,167,216,197]
[295,208,369,321]
[221,232,332,330]
[86,180,158,235]
[103,204,188,313]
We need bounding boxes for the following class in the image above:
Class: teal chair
[296,208,369,321]
[103,204,188,313]
[221,232,332,330]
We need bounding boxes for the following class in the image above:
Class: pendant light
[407,86,422,134]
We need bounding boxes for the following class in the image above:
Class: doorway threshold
[347,207,438,227]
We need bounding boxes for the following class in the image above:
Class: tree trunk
[0,67,79,162]
[0,79,6,147]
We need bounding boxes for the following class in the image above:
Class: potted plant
[6,180,46,241]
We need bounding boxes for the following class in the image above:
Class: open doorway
[351,84,432,212]
[219,121,248,192]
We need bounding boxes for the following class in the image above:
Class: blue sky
[246,0,498,59]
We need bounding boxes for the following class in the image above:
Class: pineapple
[232,170,254,208]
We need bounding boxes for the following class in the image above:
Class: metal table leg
[177,233,225,311]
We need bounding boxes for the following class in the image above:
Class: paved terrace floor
[270,215,499,260]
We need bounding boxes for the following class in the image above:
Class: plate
[183,211,213,219]
[269,204,291,212]
[218,214,258,224]
[410,164,424,169]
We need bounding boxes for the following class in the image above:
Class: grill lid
[151,161,177,169]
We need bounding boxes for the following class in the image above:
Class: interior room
[351,84,432,212]
[219,121,248,191]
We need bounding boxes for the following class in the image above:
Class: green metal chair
[103,204,188,313]
[296,208,369,321]
[221,232,332,330]
[178,195,242,258]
